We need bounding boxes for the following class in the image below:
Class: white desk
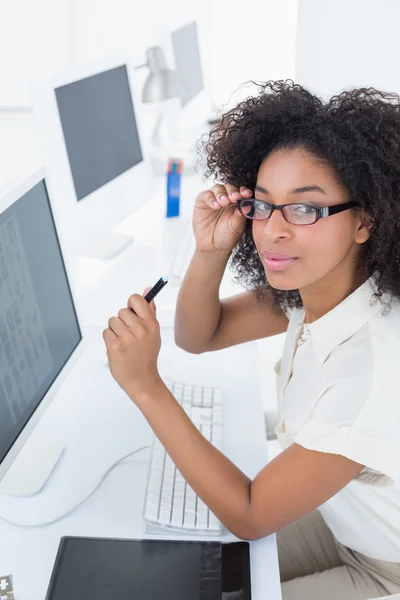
[0,330,282,599]
[0,173,282,599]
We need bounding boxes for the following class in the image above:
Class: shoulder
[333,303,400,389]
[294,309,400,484]
[316,308,400,416]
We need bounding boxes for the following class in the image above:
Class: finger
[103,327,117,344]
[127,287,151,314]
[210,183,232,197]
[108,316,128,337]
[128,293,154,321]
[224,184,242,202]
[118,307,137,328]
[210,183,235,208]
[239,186,253,197]
[141,287,157,316]
[224,185,253,204]
[199,189,227,210]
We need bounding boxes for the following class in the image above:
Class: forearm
[134,380,260,540]
[174,249,231,353]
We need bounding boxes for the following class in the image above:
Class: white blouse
[274,275,400,562]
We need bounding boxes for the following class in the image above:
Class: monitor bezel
[0,167,86,485]
[32,55,154,256]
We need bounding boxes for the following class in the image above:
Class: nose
[260,207,291,239]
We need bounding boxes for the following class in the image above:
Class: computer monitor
[172,21,204,108]
[0,168,85,498]
[156,19,212,143]
[32,57,154,261]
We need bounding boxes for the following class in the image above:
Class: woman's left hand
[103,289,163,400]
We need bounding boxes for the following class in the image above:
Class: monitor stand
[0,434,64,497]
[82,231,134,261]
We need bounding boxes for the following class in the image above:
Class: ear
[355,211,374,244]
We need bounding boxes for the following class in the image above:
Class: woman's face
[251,148,371,292]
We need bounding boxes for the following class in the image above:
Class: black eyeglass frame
[237,198,360,225]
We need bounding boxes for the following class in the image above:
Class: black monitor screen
[0,179,82,464]
[172,21,204,106]
[55,65,143,201]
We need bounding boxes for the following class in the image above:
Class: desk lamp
[135,47,187,152]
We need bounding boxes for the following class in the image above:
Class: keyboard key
[201,425,211,441]
[196,515,208,529]
[171,508,183,527]
[159,509,172,525]
[209,514,222,531]
[144,502,159,520]
[213,389,223,406]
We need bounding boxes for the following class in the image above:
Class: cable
[0,445,151,528]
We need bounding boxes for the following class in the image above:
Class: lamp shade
[141,47,186,103]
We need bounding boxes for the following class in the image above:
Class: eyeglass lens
[239,199,318,225]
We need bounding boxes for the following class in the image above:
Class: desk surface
[0,331,282,600]
[0,174,282,600]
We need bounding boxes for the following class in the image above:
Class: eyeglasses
[237,198,359,226]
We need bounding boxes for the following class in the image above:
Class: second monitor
[156,19,214,148]
[172,21,204,109]
[33,57,154,261]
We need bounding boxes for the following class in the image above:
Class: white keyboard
[143,380,224,534]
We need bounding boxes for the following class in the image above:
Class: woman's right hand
[193,184,253,253]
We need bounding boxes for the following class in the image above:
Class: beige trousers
[277,510,400,600]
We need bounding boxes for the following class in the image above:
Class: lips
[262,250,298,272]
[262,251,296,260]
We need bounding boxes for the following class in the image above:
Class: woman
[103,81,400,599]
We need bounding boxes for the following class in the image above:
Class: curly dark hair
[202,80,400,313]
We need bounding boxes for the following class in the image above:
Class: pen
[144,275,169,303]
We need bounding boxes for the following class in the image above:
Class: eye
[254,200,270,213]
[291,204,316,214]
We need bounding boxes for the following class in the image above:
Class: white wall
[296,0,400,98]
[209,0,299,108]
[0,0,72,108]
[73,0,211,65]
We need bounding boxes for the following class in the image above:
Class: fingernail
[220,195,228,201]
[212,200,219,207]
